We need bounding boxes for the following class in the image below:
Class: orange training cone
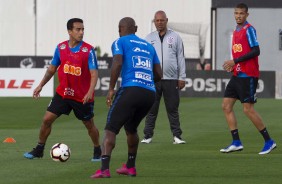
[3,137,16,143]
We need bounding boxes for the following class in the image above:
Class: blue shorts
[224,76,258,103]
[47,93,94,121]
[105,87,155,134]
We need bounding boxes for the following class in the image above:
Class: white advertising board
[0,68,54,97]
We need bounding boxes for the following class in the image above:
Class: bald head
[154,10,167,19]
[153,10,168,34]
[118,17,137,37]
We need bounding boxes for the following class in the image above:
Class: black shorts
[47,93,94,121]
[105,87,155,135]
[224,76,258,103]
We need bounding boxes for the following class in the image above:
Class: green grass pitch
[0,96,281,184]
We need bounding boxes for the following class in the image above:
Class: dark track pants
[143,80,183,138]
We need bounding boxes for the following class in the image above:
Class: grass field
[0,96,281,184]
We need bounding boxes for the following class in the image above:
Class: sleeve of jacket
[176,35,186,80]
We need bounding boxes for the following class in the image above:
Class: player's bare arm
[106,54,123,107]
[33,64,57,99]
[83,69,98,104]
[153,63,162,83]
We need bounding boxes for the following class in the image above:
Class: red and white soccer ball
[50,143,71,162]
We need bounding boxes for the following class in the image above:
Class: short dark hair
[236,3,248,12]
[67,18,83,30]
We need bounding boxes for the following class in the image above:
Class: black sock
[94,146,101,155]
[260,128,271,142]
[101,155,111,171]
[126,153,137,168]
[36,143,45,150]
[231,129,240,141]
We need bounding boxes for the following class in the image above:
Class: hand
[178,80,185,90]
[223,60,235,72]
[82,92,93,104]
[106,89,115,108]
[33,85,42,99]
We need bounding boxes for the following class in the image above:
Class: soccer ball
[50,143,71,162]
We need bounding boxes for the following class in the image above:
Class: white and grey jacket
[145,29,186,80]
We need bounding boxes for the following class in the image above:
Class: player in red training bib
[24,18,102,161]
[221,3,276,155]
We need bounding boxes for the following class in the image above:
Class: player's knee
[83,120,94,129]
[105,124,121,135]
[42,117,54,127]
[103,130,117,150]
[243,106,254,115]
[222,103,232,113]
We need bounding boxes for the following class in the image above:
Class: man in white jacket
[141,10,186,144]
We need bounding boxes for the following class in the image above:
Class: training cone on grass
[3,137,16,143]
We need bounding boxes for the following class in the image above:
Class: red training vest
[232,23,259,77]
[56,41,94,102]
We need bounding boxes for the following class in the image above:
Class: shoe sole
[258,144,277,155]
[90,175,111,179]
[117,172,136,177]
[173,142,186,144]
[141,141,152,144]
[220,148,243,153]
[141,140,152,144]
[23,153,43,159]
[220,146,244,153]
[141,138,152,144]
[91,158,101,162]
